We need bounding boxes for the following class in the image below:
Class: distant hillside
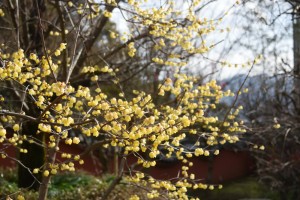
[220,74,294,123]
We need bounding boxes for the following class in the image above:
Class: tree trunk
[38,137,59,200]
[18,0,46,190]
[293,15,300,114]
[18,121,44,190]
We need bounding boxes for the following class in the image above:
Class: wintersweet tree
[0,0,258,199]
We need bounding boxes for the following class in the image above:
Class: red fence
[0,143,255,183]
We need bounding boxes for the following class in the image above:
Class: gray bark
[293,15,300,114]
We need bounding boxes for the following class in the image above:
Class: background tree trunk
[293,15,300,114]
[18,121,44,190]
[17,0,46,190]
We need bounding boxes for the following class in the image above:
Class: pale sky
[111,0,293,80]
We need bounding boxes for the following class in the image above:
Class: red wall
[0,143,103,175]
[120,150,255,183]
[0,143,254,183]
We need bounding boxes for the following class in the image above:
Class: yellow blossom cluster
[103,10,112,18]
[0,46,247,198]
[109,31,118,39]
[127,42,136,57]
[0,8,4,17]
[50,0,234,69]
[105,0,118,6]
[0,0,261,198]
[132,1,217,64]
[220,54,263,68]
[273,123,280,129]
[54,43,67,57]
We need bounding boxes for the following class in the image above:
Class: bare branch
[71,1,121,73]
[54,0,68,80]
[0,110,37,122]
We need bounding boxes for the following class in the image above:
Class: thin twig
[54,0,68,80]
[36,93,66,122]
[0,110,37,122]
[222,60,256,124]
[34,0,57,82]
[73,0,121,72]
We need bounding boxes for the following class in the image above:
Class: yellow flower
[65,138,72,145]
[129,195,140,200]
[204,150,210,156]
[43,170,49,177]
[0,9,5,17]
[190,174,195,180]
[54,50,61,56]
[214,150,219,155]
[17,195,25,200]
[273,124,280,129]
[59,43,67,50]
[73,137,80,144]
[51,168,57,175]
[110,31,117,39]
[38,123,51,133]
[0,127,6,137]
[194,148,204,156]
[103,10,112,18]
